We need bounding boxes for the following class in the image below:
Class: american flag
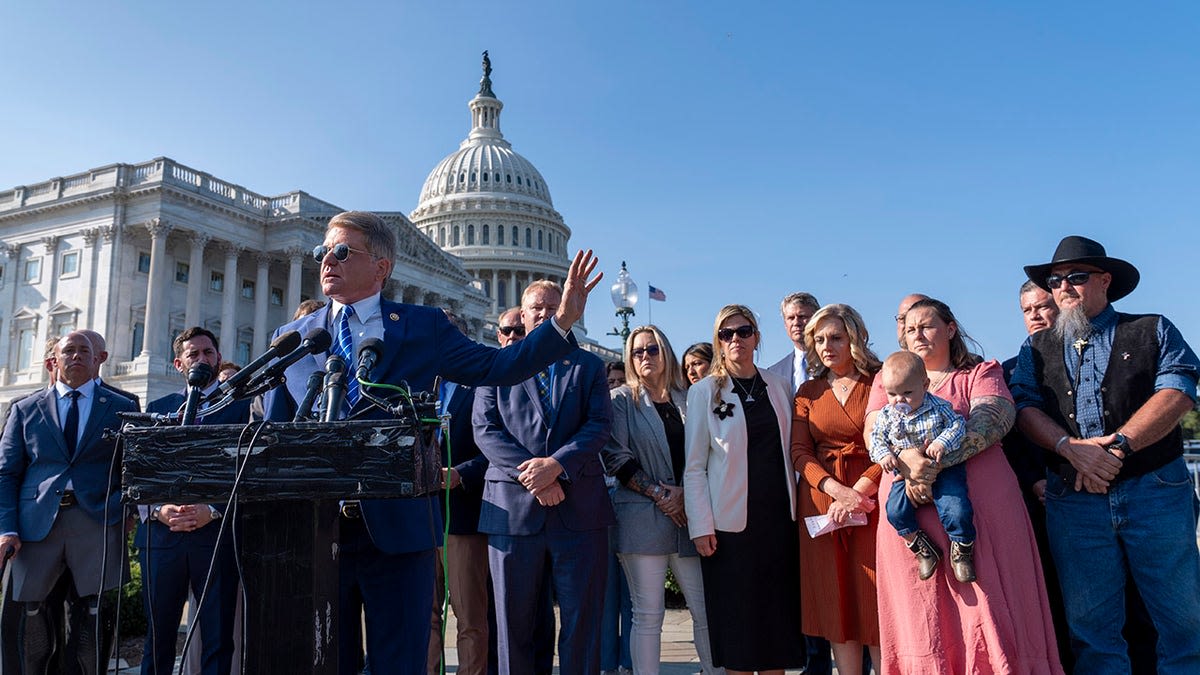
[648,285,666,302]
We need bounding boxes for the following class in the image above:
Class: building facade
[0,55,614,413]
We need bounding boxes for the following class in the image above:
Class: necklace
[731,373,759,403]
[828,371,856,393]
[929,368,954,392]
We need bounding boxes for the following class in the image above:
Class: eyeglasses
[498,325,526,337]
[717,325,755,342]
[313,243,373,263]
[1045,271,1094,289]
[631,344,661,360]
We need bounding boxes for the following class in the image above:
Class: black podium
[121,419,441,674]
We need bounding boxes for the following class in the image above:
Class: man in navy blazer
[0,331,138,675]
[261,211,602,675]
[137,327,250,675]
[473,280,615,675]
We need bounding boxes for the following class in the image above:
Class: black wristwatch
[1109,432,1132,456]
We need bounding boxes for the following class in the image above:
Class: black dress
[700,372,805,671]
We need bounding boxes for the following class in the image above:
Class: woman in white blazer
[683,305,804,675]
[603,326,721,675]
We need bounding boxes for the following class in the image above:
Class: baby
[869,351,976,583]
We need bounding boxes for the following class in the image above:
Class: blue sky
[3,2,1198,364]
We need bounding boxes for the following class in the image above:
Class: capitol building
[0,56,614,411]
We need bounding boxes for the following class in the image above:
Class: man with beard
[1011,236,1200,673]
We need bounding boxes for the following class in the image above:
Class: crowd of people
[1,221,1197,675]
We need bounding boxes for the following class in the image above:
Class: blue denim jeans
[885,462,975,543]
[1045,457,1200,674]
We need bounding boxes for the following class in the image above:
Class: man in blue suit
[261,211,602,675]
[0,331,138,675]
[138,327,250,675]
[473,280,615,675]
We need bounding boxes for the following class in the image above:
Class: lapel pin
[389,312,399,321]
[561,359,570,366]
[98,397,107,403]
[1122,352,1131,360]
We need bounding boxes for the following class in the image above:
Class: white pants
[617,552,723,675]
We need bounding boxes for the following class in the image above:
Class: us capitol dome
[411,52,579,332]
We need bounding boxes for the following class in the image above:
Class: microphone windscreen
[187,362,214,387]
[303,328,333,353]
[271,330,302,353]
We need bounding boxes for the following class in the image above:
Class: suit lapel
[284,309,332,406]
[36,390,71,459]
[77,390,114,459]
[375,299,407,380]
[522,377,547,427]
[547,353,577,429]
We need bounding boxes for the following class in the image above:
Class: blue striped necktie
[535,369,553,418]
[336,305,360,407]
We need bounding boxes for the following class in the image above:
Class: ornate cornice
[41,236,60,254]
[144,217,173,238]
[81,228,100,246]
[186,231,213,249]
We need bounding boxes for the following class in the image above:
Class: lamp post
[607,261,639,342]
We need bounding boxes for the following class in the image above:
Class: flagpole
[647,282,652,325]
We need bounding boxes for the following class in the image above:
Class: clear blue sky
[3,2,1198,364]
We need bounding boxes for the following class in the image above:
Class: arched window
[497,226,504,245]
[498,280,507,306]
[525,228,532,248]
[452,226,460,247]
[470,172,476,183]
[439,227,446,246]
[511,226,519,247]
[537,230,543,250]
[482,225,490,245]
[468,224,476,245]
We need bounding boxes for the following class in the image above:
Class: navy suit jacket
[133,391,252,550]
[473,348,615,536]
[262,297,578,554]
[0,386,138,541]
[441,384,489,536]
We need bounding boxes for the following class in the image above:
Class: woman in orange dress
[790,304,883,675]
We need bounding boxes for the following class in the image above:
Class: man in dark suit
[473,280,615,675]
[0,331,138,675]
[261,211,601,675]
[138,327,250,675]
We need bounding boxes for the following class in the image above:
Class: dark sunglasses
[1045,271,1094,289]
[313,243,372,263]
[631,344,661,360]
[498,325,526,337]
[717,325,755,342]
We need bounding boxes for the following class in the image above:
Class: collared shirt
[1011,305,1200,441]
[868,392,967,465]
[791,346,809,395]
[55,379,97,450]
[329,295,385,367]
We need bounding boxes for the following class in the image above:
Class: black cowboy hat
[1023,235,1140,302]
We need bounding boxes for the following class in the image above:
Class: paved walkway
[437,607,813,674]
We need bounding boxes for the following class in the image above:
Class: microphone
[209,330,301,401]
[294,370,326,422]
[357,337,385,382]
[238,328,333,397]
[321,355,347,422]
[180,362,215,426]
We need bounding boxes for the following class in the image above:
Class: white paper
[805,511,869,538]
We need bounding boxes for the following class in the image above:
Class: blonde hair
[803,304,882,379]
[623,325,686,401]
[709,304,760,405]
[521,279,563,304]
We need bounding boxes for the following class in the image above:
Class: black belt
[340,501,362,519]
[59,490,77,508]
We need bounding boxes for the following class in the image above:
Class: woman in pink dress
[865,298,1063,674]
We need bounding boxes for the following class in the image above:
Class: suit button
[1068,413,1075,419]
[1067,390,1073,396]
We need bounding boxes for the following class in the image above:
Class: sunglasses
[498,325,526,337]
[1045,271,1095,289]
[631,344,661,360]
[717,325,756,342]
[313,243,373,263]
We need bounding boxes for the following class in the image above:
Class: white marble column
[491,269,499,313]
[218,242,242,352]
[0,243,20,385]
[252,253,271,355]
[81,229,100,328]
[140,219,173,359]
[184,232,211,328]
[41,237,61,338]
[95,225,118,364]
[285,247,305,316]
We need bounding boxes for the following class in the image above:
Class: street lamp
[607,261,639,342]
